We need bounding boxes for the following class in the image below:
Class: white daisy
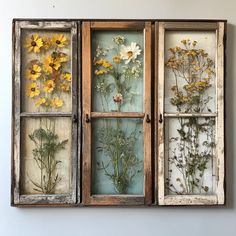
[120,42,141,64]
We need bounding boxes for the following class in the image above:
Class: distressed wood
[82,21,92,205]
[12,20,79,206]
[91,112,145,118]
[164,195,217,205]
[164,113,217,118]
[20,112,72,117]
[156,21,225,206]
[162,22,218,30]
[143,22,152,205]
[82,21,152,206]
[157,22,165,205]
[215,22,225,205]
[88,195,144,206]
[91,21,145,29]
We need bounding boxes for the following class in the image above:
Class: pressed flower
[113,93,123,103]
[26,64,42,80]
[43,80,56,93]
[25,34,43,53]
[95,69,107,76]
[112,35,125,45]
[120,42,141,64]
[60,83,70,92]
[52,34,67,48]
[102,60,113,69]
[42,36,52,50]
[61,72,72,81]
[44,55,61,74]
[57,52,69,63]
[35,97,46,106]
[112,55,121,64]
[50,97,63,108]
[26,82,40,97]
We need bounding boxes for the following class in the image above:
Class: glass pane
[92,31,144,112]
[165,117,216,195]
[164,31,216,113]
[21,29,72,112]
[21,117,72,195]
[92,118,143,195]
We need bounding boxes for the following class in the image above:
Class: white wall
[0,0,235,235]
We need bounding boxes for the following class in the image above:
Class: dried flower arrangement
[165,39,216,195]
[24,33,71,194]
[93,35,143,194]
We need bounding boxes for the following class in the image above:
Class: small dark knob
[85,114,90,123]
[159,114,163,123]
[73,114,78,123]
[146,114,151,123]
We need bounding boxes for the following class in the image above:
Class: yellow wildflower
[95,69,107,76]
[43,80,55,93]
[35,97,46,106]
[61,72,72,81]
[52,34,67,48]
[50,97,63,108]
[26,82,40,98]
[94,59,104,65]
[102,60,113,69]
[25,34,43,53]
[42,36,52,50]
[60,83,70,92]
[113,55,121,64]
[44,55,61,74]
[26,64,42,80]
[57,52,69,63]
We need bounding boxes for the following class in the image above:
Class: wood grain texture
[91,21,145,29]
[91,112,145,118]
[143,22,152,205]
[82,21,92,205]
[215,22,225,205]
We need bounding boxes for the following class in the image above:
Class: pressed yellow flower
[44,55,61,74]
[42,36,52,50]
[26,64,42,80]
[60,83,70,92]
[94,59,104,65]
[43,80,56,93]
[95,69,107,76]
[50,97,63,108]
[61,72,72,81]
[57,52,69,63]
[25,34,43,53]
[52,34,67,48]
[113,55,121,64]
[102,60,113,69]
[35,97,46,106]
[26,82,40,98]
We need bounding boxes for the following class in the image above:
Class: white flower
[120,42,141,64]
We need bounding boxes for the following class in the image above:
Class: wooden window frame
[82,21,152,206]
[155,21,226,205]
[11,20,80,206]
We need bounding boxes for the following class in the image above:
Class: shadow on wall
[225,23,235,209]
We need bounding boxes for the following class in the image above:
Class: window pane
[21,29,72,112]
[92,31,144,112]
[92,118,143,195]
[164,31,216,113]
[165,117,216,195]
[20,117,72,195]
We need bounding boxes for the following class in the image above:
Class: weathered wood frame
[11,20,80,206]
[82,21,152,206]
[156,21,225,205]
